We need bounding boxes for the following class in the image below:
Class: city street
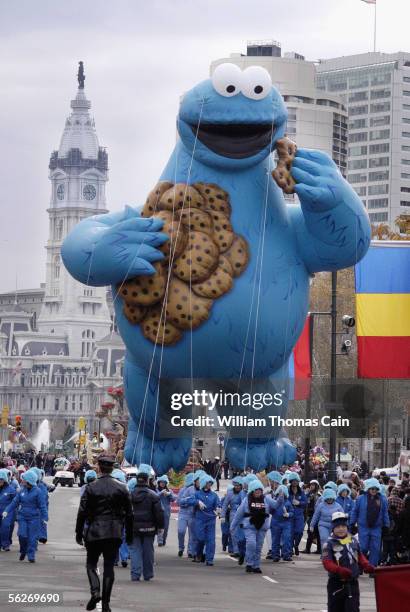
[0,481,377,612]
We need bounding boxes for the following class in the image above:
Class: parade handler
[75,455,133,612]
[322,512,375,612]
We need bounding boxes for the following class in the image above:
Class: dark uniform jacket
[131,484,164,535]
[75,474,133,543]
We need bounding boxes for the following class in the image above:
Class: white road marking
[262,575,278,583]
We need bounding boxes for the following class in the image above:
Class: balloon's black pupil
[254,85,263,94]
[226,85,235,93]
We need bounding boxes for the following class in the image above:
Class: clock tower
[37,62,112,358]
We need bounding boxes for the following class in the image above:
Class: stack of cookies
[117,181,249,345]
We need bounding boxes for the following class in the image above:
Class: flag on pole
[361,0,376,5]
[355,241,410,378]
[289,316,311,400]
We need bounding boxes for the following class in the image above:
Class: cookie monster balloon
[62,63,370,473]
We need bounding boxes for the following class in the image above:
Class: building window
[42,397,46,410]
[402,145,410,151]
[370,115,390,127]
[349,76,369,89]
[71,395,76,411]
[370,129,390,141]
[369,143,389,154]
[353,186,367,197]
[369,171,389,182]
[403,90,410,97]
[370,89,391,100]
[368,184,389,195]
[81,329,95,358]
[402,159,410,165]
[53,255,61,279]
[79,395,83,411]
[369,157,389,168]
[368,198,389,209]
[401,173,410,179]
[401,186,410,193]
[30,398,33,410]
[55,219,63,241]
[349,118,367,130]
[403,118,410,124]
[348,173,367,184]
[349,91,368,103]
[349,145,367,157]
[403,104,410,110]
[349,132,367,143]
[55,398,59,411]
[350,105,368,116]
[404,77,410,83]
[400,201,410,207]
[371,72,391,86]
[36,398,39,410]
[348,159,367,170]
[65,396,68,411]
[370,102,390,113]
[369,212,388,222]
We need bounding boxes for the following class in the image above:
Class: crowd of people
[1,451,409,612]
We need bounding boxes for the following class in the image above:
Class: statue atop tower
[78,61,85,89]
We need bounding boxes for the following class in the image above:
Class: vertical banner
[355,241,410,378]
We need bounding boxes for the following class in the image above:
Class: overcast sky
[0,0,407,293]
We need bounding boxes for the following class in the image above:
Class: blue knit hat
[85,470,97,483]
[184,473,194,487]
[193,469,205,481]
[274,484,289,497]
[29,467,41,482]
[0,469,9,482]
[112,469,126,483]
[337,483,350,496]
[324,481,338,492]
[157,475,169,485]
[323,489,337,501]
[232,476,243,486]
[243,473,258,486]
[138,464,154,477]
[288,473,301,483]
[266,471,282,484]
[248,480,264,494]
[199,475,214,489]
[364,478,381,492]
[127,478,137,492]
[22,471,37,486]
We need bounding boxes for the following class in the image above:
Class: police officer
[75,455,133,612]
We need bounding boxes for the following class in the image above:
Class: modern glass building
[317,51,410,225]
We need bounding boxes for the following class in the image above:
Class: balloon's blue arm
[61,205,168,286]
[288,149,371,273]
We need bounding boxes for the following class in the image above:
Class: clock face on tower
[83,184,96,200]
[56,184,65,200]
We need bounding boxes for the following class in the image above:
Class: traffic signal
[368,422,378,438]
[15,415,22,432]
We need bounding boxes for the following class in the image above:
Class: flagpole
[373,1,377,52]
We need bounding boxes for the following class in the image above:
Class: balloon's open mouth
[190,122,275,159]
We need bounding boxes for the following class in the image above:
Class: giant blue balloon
[62,64,370,473]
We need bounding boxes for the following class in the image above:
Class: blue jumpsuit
[5,485,48,561]
[221,489,246,556]
[288,487,307,551]
[157,488,176,545]
[192,489,220,563]
[37,481,49,542]
[335,495,354,519]
[349,493,389,566]
[231,495,274,569]
[270,497,294,561]
[177,485,196,555]
[311,501,343,552]
[0,482,16,549]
